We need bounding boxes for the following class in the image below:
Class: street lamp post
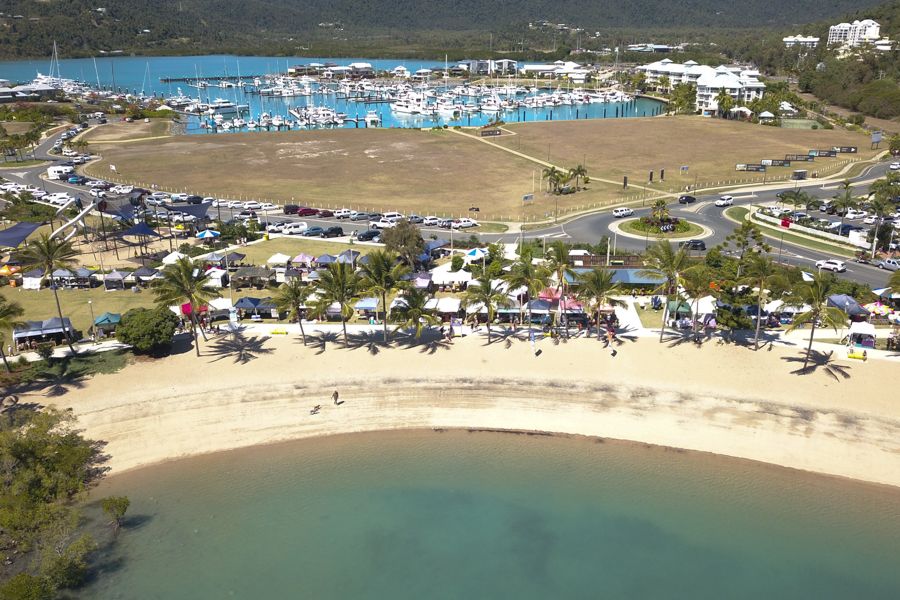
[88,299,96,341]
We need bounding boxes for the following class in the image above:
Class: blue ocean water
[79,430,900,599]
[0,54,664,130]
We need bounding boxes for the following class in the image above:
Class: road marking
[550,233,568,238]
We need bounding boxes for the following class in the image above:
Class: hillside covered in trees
[0,0,886,59]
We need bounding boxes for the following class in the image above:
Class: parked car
[407,214,424,224]
[67,175,87,185]
[715,195,734,207]
[890,162,900,171]
[242,201,262,210]
[265,222,285,233]
[350,212,370,221]
[322,226,344,238]
[334,209,352,219]
[678,195,697,204]
[236,210,257,219]
[226,200,244,209]
[184,195,203,204]
[845,209,867,220]
[815,259,847,272]
[89,188,107,198]
[169,193,189,202]
[302,226,325,237]
[877,258,900,271]
[383,211,405,223]
[282,222,308,235]
[422,216,440,226]
[317,209,334,218]
[296,207,318,217]
[369,218,396,230]
[259,203,279,211]
[356,229,381,242]
[283,204,300,215]
[679,239,706,251]
[452,218,479,229]
[612,207,633,218]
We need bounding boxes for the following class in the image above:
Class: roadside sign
[872,131,883,144]
[480,129,501,137]
[522,194,534,202]
[680,165,689,173]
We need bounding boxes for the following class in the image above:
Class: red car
[296,207,318,217]
[317,209,334,218]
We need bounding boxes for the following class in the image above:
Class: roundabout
[609,216,713,241]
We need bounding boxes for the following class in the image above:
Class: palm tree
[545,241,576,335]
[866,195,894,258]
[274,278,314,346]
[679,265,713,339]
[650,198,669,223]
[542,166,563,194]
[504,248,551,332]
[568,164,588,191]
[0,296,24,372]
[19,234,79,355]
[463,271,511,344]
[315,262,359,345]
[741,253,789,350]
[151,256,220,357]
[658,74,671,93]
[576,268,624,337]
[359,250,410,343]
[715,89,734,118]
[785,272,847,371]
[830,181,857,234]
[392,288,438,339]
[637,240,689,342]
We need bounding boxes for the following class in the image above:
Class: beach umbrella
[465,248,486,260]
[863,302,892,316]
[196,229,220,239]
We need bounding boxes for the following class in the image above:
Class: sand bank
[40,330,900,487]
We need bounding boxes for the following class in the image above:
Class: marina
[1,54,665,132]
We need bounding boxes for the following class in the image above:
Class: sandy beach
[36,328,900,487]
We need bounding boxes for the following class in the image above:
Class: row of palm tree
[541,164,589,194]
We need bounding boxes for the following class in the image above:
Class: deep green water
[80,430,900,599]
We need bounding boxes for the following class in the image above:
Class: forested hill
[0,0,887,58]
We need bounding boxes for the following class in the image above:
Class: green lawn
[633,302,665,329]
[620,219,704,239]
[0,285,158,339]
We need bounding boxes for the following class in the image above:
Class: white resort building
[827,20,881,47]
[637,59,766,116]
[783,35,819,48]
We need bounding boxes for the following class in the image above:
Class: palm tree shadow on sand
[305,331,342,355]
[395,329,452,355]
[345,330,388,355]
[781,349,852,381]
[13,358,90,398]
[207,332,273,364]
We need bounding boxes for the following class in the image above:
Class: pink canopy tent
[559,298,584,311]
[291,253,315,265]
[539,287,562,300]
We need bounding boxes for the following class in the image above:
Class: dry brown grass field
[84,117,875,222]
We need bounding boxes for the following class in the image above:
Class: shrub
[36,343,54,362]
[450,255,464,272]
[116,307,179,355]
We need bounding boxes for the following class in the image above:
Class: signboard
[480,129,502,137]
[816,149,837,157]
[736,164,766,172]
[680,165,689,173]
[522,194,534,203]
[872,131,883,144]
[837,146,858,153]
[761,159,790,167]
[785,154,813,162]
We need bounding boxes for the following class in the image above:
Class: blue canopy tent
[12,317,75,345]
[103,269,129,290]
[566,268,663,287]
[234,296,277,317]
[828,294,869,319]
[354,297,379,316]
[94,312,121,333]
[316,254,337,265]
[117,221,162,238]
[336,249,361,264]
[0,222,41,249]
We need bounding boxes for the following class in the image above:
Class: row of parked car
[763,204,900,237]
[0,182,77,207]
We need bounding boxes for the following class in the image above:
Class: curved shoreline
[69,374,900,488]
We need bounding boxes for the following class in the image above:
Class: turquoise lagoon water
[0,54,664,130]
[80,430,900,599]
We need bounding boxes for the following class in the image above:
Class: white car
[242,201,262,210]
[422,216,440,226]
[845,209,867,220]
[266,222,285,233]
[889,162,900,171]
[369,218,397,230]
[170,213,197,223]
[612,207,634,218]
[89,188,107,198]
[259,203,279,211]
[815,259,847,272]
[715,195,734,207]
[86,180,108,188]
[451,218,478,229]
[227,200,244,209]
[282,222,308,235]
[30,189,47,199]
[383,211,405,223]
[110,185,133,194]
[863,215,880,225]
[334,208,352,219]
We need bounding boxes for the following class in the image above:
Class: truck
[46,165,74,180]
[790,169,808,181]
[877,258,900,271]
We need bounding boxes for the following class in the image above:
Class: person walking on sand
[332,390,340,405]
[606,328,617,357]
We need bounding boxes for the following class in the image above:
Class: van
[383,211,404,223]
[612,207,634,218]
[282,222,308,235]
[46,166,74,180]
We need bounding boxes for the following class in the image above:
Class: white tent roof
[432,269,472,285]
[759,111,775,118]
[848,321,877,337]
[208,297,233,310]
[267,253,292,265]
[161,251,187,265]
[425,297,461,313]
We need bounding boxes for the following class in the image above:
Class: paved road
[1,127,896,289]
